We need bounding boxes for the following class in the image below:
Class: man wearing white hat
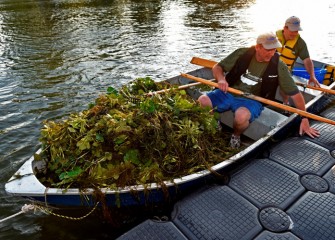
[198,32,319,148]
[276,16,320,89]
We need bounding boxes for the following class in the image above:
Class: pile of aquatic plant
[35,77,236,190]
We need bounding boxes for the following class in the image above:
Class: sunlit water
[0,0,334,239]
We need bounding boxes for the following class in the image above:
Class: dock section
[117,107,335,240]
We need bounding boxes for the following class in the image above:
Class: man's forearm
[291,92,306,111]
[303,58,316,78]
[212,64,226,82]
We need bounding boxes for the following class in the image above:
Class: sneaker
[230,134,241,148]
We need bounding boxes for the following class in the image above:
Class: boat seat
[220,107,287,141]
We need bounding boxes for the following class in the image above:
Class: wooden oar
[121,80,213,103]
[146,79,214,96]
[190,57,335,95]
[180,72,335,126]
[294,81,335,94]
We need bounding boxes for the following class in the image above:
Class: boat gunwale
[5,67,335,201]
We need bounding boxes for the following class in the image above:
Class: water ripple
[0,0,334,239]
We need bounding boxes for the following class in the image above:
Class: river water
[0,0,334,239]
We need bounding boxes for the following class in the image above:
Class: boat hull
[5,62,335,208]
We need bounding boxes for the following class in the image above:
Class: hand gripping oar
[180,72,335,126]
[190,57,335,95]
[294,81,335,95]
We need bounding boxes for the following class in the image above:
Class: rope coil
[0,204,35,223]
[0,202,99,223]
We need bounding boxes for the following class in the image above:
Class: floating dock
[117,106,335,240]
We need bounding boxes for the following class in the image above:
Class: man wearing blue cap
[276,16,320,103]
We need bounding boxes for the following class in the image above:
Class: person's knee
[234,107,251,124]
[198,95,212,108]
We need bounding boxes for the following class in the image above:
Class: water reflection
[0,0,334,239]
[185,0,255,28]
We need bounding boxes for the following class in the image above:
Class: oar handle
[180,73,335,126]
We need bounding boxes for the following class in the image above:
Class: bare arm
[291,92,320,138]
[303,57,320,87]
[212,63,229,92]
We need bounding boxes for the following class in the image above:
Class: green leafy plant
[36,77,236,190]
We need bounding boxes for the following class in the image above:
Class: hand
[218,80,229,93]
[308,76,321,87]
[299,118,320,138]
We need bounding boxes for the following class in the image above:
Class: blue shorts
[207,89,264,122]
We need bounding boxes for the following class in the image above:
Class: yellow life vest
[276,30,300,70]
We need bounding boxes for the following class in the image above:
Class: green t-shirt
[218,47,299,96]
[291,36,310,60]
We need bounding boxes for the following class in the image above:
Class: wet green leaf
[140,99,156,113]
[96,133,104,142]
[107,86,118,95]
[114,134,127,145]
[77,137,91,150]
[124,149,140,165]
[59,167,82,180]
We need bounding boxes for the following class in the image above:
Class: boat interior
[169,57,335,142]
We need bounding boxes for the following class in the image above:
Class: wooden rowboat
[5,57,335,208]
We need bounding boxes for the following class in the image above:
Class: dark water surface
[1,0,334,239]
